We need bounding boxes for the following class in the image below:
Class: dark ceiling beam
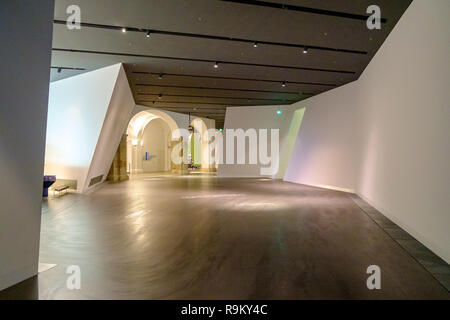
[221,0,387,23]
[53,20,367,55]
[136,92,298,102]
[141,105,226,116]
[138,100,250,106]
[53,48,355,74]
[144,109,226,114]
[134,83,302,95]
[132,71,337,87]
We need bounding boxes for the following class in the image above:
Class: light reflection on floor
[0,175,448,299]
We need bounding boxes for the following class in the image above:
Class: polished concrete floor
[1,174,448,299]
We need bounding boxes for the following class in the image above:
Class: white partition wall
[0,0,54,290]
[284,82,360,193]
[284,0,450,263]
[45,64,135,193]
[218,105,303,178]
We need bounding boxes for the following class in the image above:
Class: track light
[57,68,62,73]
[158,94,162,99]
[253,42,258,48]
[122,28,127,33]
[158,74,163,79]
[303,47,308,54]
[146,30,151,38]
[214,62,219,69]
[281,82,286,87]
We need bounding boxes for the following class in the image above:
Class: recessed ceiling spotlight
[122,28,127,33]
[253,42,258,48]
[214,62,219,69]
[281,82,286,87]
[146,30,151,38]
[158,94,162,99]
[303,47,308,54]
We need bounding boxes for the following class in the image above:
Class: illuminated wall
[218,105,303,177]
[275,108,305,179]
[141,119,171,173]
[125,107,215,173]
[285,0,450,263]
[45,64,135,193]
[284,82,360,193]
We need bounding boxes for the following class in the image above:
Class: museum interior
[0,0,449,299]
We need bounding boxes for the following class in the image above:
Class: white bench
[52,185,69,197]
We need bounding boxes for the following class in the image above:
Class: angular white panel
[284,0,450,263]
[45,64,135,193]
[218,105,302,178]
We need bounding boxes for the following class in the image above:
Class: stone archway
[126,110,181,175]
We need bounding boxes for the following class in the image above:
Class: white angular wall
[285,0,450,263]
[218,105,303,177]
[45,64,135,193]
[284,82,360,193]
[0,0,54,291]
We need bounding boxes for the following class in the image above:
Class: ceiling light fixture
[146,30,151,38]
[158,94,162,99]
[303,47,308,54]
[158,74,163,79]
[253,42,258,48]
[57,68,62,73]
[281,82,286,87]
[122,28,127,33]
[214,62,219,69]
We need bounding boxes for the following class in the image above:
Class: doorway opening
[126,110,180,175]
[188,117,213,173]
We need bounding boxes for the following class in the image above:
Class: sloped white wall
[285,0,450,262]
[45,64,135,193]
[0,0,54,290]
[84,66,135,191]
[284,82,360,193]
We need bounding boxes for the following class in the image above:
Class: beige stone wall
[107,134,129,182]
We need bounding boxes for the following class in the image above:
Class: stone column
[107,134,129,182]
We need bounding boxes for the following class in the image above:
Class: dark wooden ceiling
[51,0,412,128]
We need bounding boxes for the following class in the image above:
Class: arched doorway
[126,110,180,175]
[188,117,213,172]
